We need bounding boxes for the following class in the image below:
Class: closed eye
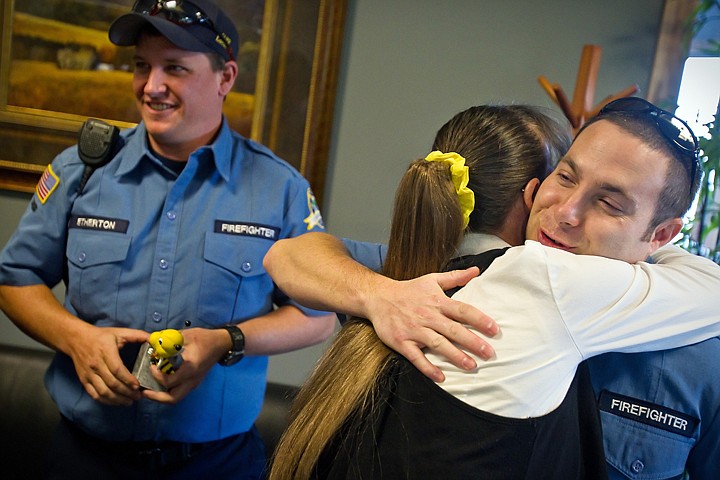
[555,170,575,186]
[599,197,624,214]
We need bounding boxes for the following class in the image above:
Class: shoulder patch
[36,164,60,204]
[303,188,324,230]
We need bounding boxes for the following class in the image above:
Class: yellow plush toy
[147,329,184,374]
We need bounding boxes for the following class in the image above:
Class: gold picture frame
[0,0,346,206]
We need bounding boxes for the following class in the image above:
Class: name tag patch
[215,220,279,240]
[69,215,129,233]
[599,390,698,438]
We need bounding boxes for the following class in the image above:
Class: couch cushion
[0,344,58,477]
[0,343,297,475]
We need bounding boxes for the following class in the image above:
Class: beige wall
[0,0,665,385]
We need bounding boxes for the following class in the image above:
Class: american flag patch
[36,164,59,204]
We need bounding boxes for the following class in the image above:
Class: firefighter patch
[599,390,698,438]
[214,220,279,240]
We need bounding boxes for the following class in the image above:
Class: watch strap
[218,324,245,366]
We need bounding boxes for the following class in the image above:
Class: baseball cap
[109,0,238,62]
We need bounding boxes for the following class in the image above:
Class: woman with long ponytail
[269,105,570,479]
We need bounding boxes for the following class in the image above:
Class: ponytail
[268,157,465,479]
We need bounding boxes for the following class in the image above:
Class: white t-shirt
[427,239,720,418]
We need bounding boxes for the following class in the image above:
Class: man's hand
[365,267,499,382]
[263,233,499,382]
[142,327,227,404]
[68,326,148,406]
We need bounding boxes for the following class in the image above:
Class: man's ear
[522,178,540,211]
[219,61,238,97]
[649,217,683,251]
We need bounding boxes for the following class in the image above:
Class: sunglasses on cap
[132,0,234,61]
[599,97,700,188]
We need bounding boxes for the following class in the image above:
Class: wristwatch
[218,325,245,366]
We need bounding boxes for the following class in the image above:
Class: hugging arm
[263,232,499,382]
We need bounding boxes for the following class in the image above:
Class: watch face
[220,351,243,366]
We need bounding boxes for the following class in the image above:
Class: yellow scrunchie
[424,150,475,228]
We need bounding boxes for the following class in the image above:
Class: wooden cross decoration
[538,44,639,134]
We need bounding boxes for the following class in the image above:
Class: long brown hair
[268,105,570,479]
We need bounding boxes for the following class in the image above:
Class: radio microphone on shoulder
[77,118,122,194]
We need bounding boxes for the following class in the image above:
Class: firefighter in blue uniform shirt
[587,344,720,479]
[0,1,357,478]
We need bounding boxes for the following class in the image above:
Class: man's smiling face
[526,120,675,264]
[132,33,229,159]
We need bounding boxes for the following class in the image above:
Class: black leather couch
[0,343,298,477]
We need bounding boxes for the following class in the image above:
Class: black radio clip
[77,118,122,194]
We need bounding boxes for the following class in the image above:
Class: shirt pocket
[600,411,693,479]
[66,232,131,324]
[197,233,274,326]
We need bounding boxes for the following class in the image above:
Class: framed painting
[0,0,346,206]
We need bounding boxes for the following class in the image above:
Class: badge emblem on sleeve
[36,165,60,204]
[303,188,324,230]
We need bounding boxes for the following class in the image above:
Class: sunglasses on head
[132,0,234,61]
[599,97,700,188]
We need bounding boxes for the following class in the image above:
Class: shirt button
[159,259,169,270]
[241,261,252,272]
[166,211,176,220]
[631,459,644,473]
[78,252,86,262]
[152,311,162,322]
